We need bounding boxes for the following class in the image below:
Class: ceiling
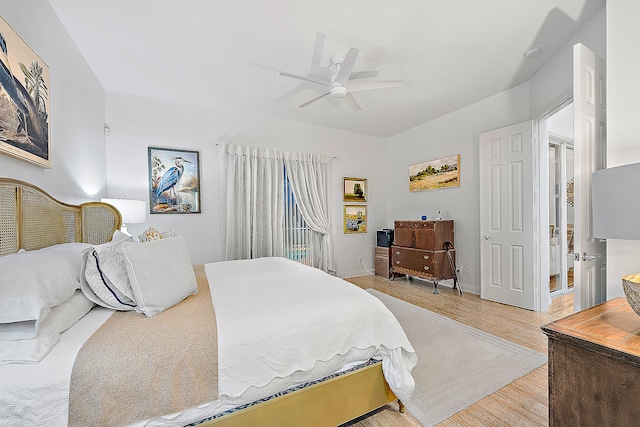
[47,0,604,138]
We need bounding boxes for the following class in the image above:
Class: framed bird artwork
[148,146,201,214]
[0,17,51,168]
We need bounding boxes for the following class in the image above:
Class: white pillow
[40,242,93,254]
[0,290,95,365]
[0,250,82,340]
[80,231,137,311]
[122,236,197,317]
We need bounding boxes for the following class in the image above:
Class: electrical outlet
[358,256,363,263]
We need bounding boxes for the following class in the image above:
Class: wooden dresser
[541,298,640,427]
[390,220,457,293]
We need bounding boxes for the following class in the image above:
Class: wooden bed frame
[0,177,402,426]
[207,362,399,427]
[0,178,121,254]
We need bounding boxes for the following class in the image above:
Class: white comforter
[206,257,417,403]
[0,257,416,426]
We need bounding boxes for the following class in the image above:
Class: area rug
[367,289,547,426]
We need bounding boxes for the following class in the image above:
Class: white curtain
[221,144,284,260]
[284,152,335,274]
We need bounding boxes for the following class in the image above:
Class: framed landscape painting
[0,17,51,168]
[409,154,460,192]
[344,205,367,234]
[148,146,201,214]
[343,177,367,202]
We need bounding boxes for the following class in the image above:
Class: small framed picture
[344,205,367,234]
[148,146,201,214]
[343,177,367,202]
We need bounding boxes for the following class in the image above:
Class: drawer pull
[396,261,401,265]
[396,251,400,255]
[423,266,430,271]
[423,255,429,260]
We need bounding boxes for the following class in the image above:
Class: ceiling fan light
[330,86,347,98]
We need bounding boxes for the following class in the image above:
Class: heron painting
[148,146,201,214]
[0,17,51,168]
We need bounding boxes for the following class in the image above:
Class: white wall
[547,103,574,138]
[385,83,531,294]
[105,92,387,274]
[0,0,106,203]
[529,8,605,118]
[606,0,640,299]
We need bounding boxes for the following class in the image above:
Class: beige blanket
[68,265,218,426]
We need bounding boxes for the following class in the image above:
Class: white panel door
[573,43,607,311]
[479,121,535,309]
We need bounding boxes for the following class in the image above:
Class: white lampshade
[101,198,146,225]
[592,162,640,240]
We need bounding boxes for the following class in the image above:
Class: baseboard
[340,271,374,279]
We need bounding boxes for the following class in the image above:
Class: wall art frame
[343,177,367,202]
[344,204,367,234]
[148,146,201,214]
[409,154,460,192]
[0,17,51,168]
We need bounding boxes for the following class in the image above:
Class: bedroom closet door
[479,121,535,310]
[572,43,607,311]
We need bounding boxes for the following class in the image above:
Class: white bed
[0,178,417,426]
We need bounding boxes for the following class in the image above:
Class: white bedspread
[0,258,416,426]
[205,257,417,403]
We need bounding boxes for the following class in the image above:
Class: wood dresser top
[541,297,640,364]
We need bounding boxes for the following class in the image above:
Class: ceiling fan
[279,47,402,111]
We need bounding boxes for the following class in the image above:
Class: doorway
[548,130,574,296]
[538,44,606,314]
[545,103,575,310]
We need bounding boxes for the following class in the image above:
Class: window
[283,168,320,267]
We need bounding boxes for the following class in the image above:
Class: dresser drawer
[391,246,455,277]
[375,246,391,258]
[375,256,391,278]
[393,221,415,247]
[394,220,454,250]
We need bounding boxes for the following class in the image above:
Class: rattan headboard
[0,178,122,256]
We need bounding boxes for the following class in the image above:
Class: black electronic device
[376,229,394,247]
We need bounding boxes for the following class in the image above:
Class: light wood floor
[343,275,574,427]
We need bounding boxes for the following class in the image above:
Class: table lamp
[592,162,640,314]
[101,198,146,236]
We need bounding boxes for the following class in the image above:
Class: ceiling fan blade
[311,32,325,70]
[299,92,330,108]
[342,93,362,112]
[348,80,403,93]
[279,72,329,86]
[335,48,359,86]
[349,70,379,80]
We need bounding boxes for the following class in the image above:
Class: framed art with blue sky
[148,146,201,214]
